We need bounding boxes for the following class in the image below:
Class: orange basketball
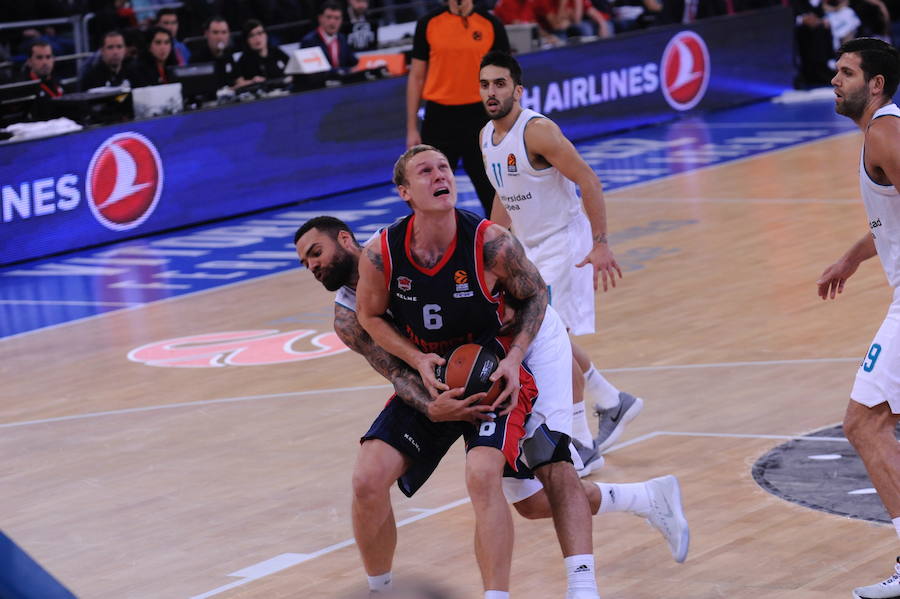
[435,343,502,406]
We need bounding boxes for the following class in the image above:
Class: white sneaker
[853,558,900,598]
[574,439,605,478]
[642,475,690,563]
[565,591,601,599]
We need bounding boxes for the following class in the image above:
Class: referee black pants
[421,101,495,217]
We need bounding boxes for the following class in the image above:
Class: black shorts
[361,396,467,497]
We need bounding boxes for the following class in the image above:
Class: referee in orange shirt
[406,0,510,216]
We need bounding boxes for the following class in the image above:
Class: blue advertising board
[0,7,792,266]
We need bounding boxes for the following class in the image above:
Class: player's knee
[465,450,504,496]
[351,467,393,504]
[522,425,573,471]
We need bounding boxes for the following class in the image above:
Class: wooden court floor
[2,129,898,598]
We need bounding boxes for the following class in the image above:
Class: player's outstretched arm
[356,237,449,398]
[482,224,548,413]
[333,304,492,423]
[817,233,877,300]
[525,117,622,291]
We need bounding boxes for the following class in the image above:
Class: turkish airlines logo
[128,329,348,368]
[86,132,163,231]
[660,31,710,112]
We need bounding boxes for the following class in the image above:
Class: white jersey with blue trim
[481,108,583,249]
[861,102,900,288]
[335,285,357,312]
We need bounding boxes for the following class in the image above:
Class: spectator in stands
[133,26,178,87]
[658,0,731,22]
[156,8,191,66]
[533,0,613,38]
[792,0,862,87]
[301,2,359,70]
[609,0,662,31]
[190,16,240,88]
[237,19,290,83]
[20,40,63,99]
[492,0,563,46]
[343,0,379,52]
[80,30,135,89]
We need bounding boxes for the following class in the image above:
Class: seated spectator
[19,40,63,99]
[793,0,839,87]
[237,20,290,84]
[342,0,379,52]
[493,0,565,45]
[301,2,359,70]
[190,16,240,89]
[156,8,191,66]
[81,30,135,89]
[133,27,178,87]
[610,0,662,31]
[533,0,613,38]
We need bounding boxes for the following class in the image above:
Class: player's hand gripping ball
[434,343,502,406]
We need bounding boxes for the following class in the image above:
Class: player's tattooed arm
[365,245,384,273]
[483,227,548,346]
[333,304,433,414]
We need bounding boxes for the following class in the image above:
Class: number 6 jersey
[379,209,505,355]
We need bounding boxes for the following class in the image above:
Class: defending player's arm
[356,238,450,398]
[525,118,623,291]
[482,224,549,413]
[334,304,492,423]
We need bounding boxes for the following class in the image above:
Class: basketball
[435,343,502,406]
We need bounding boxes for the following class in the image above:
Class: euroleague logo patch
[128,329,348,368]
[86,132,163,231]
[660,31,710,112]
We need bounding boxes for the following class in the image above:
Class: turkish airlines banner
[0,7,792,266]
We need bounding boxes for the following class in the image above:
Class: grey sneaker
[853,557,900,598]
[643,475,690,563]
[573,439,605,478]
[594,391,643,453]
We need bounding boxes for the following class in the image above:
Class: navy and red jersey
[379,209,504,355]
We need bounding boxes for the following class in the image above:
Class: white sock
[485,592,509,599]
[893,516,900,541]
[584,366,620,410]
[564,554,598,594]
[367,572,392,592]
[595,481,651,515]
[572,400,594,447]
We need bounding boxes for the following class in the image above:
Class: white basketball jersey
[335,285,357,312]
[861,103,900,289]
[481,108,584,249]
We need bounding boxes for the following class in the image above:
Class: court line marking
[606,197,858,205]
[0,357,861,430]
[0,299,141,307]
[188,427,849,599]
[0,128,860,344]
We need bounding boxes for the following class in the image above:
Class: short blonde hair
[392,144,447,187]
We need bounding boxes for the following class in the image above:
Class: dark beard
[836,88,868,120]
[487,97,514,120]
[320,249,355,291]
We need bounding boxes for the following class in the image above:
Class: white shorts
[502,443,583,504]
[523,213,595,336]
[851,286,900,414]
[521,305,574,461]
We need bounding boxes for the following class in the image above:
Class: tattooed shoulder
[365,245,384,272]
